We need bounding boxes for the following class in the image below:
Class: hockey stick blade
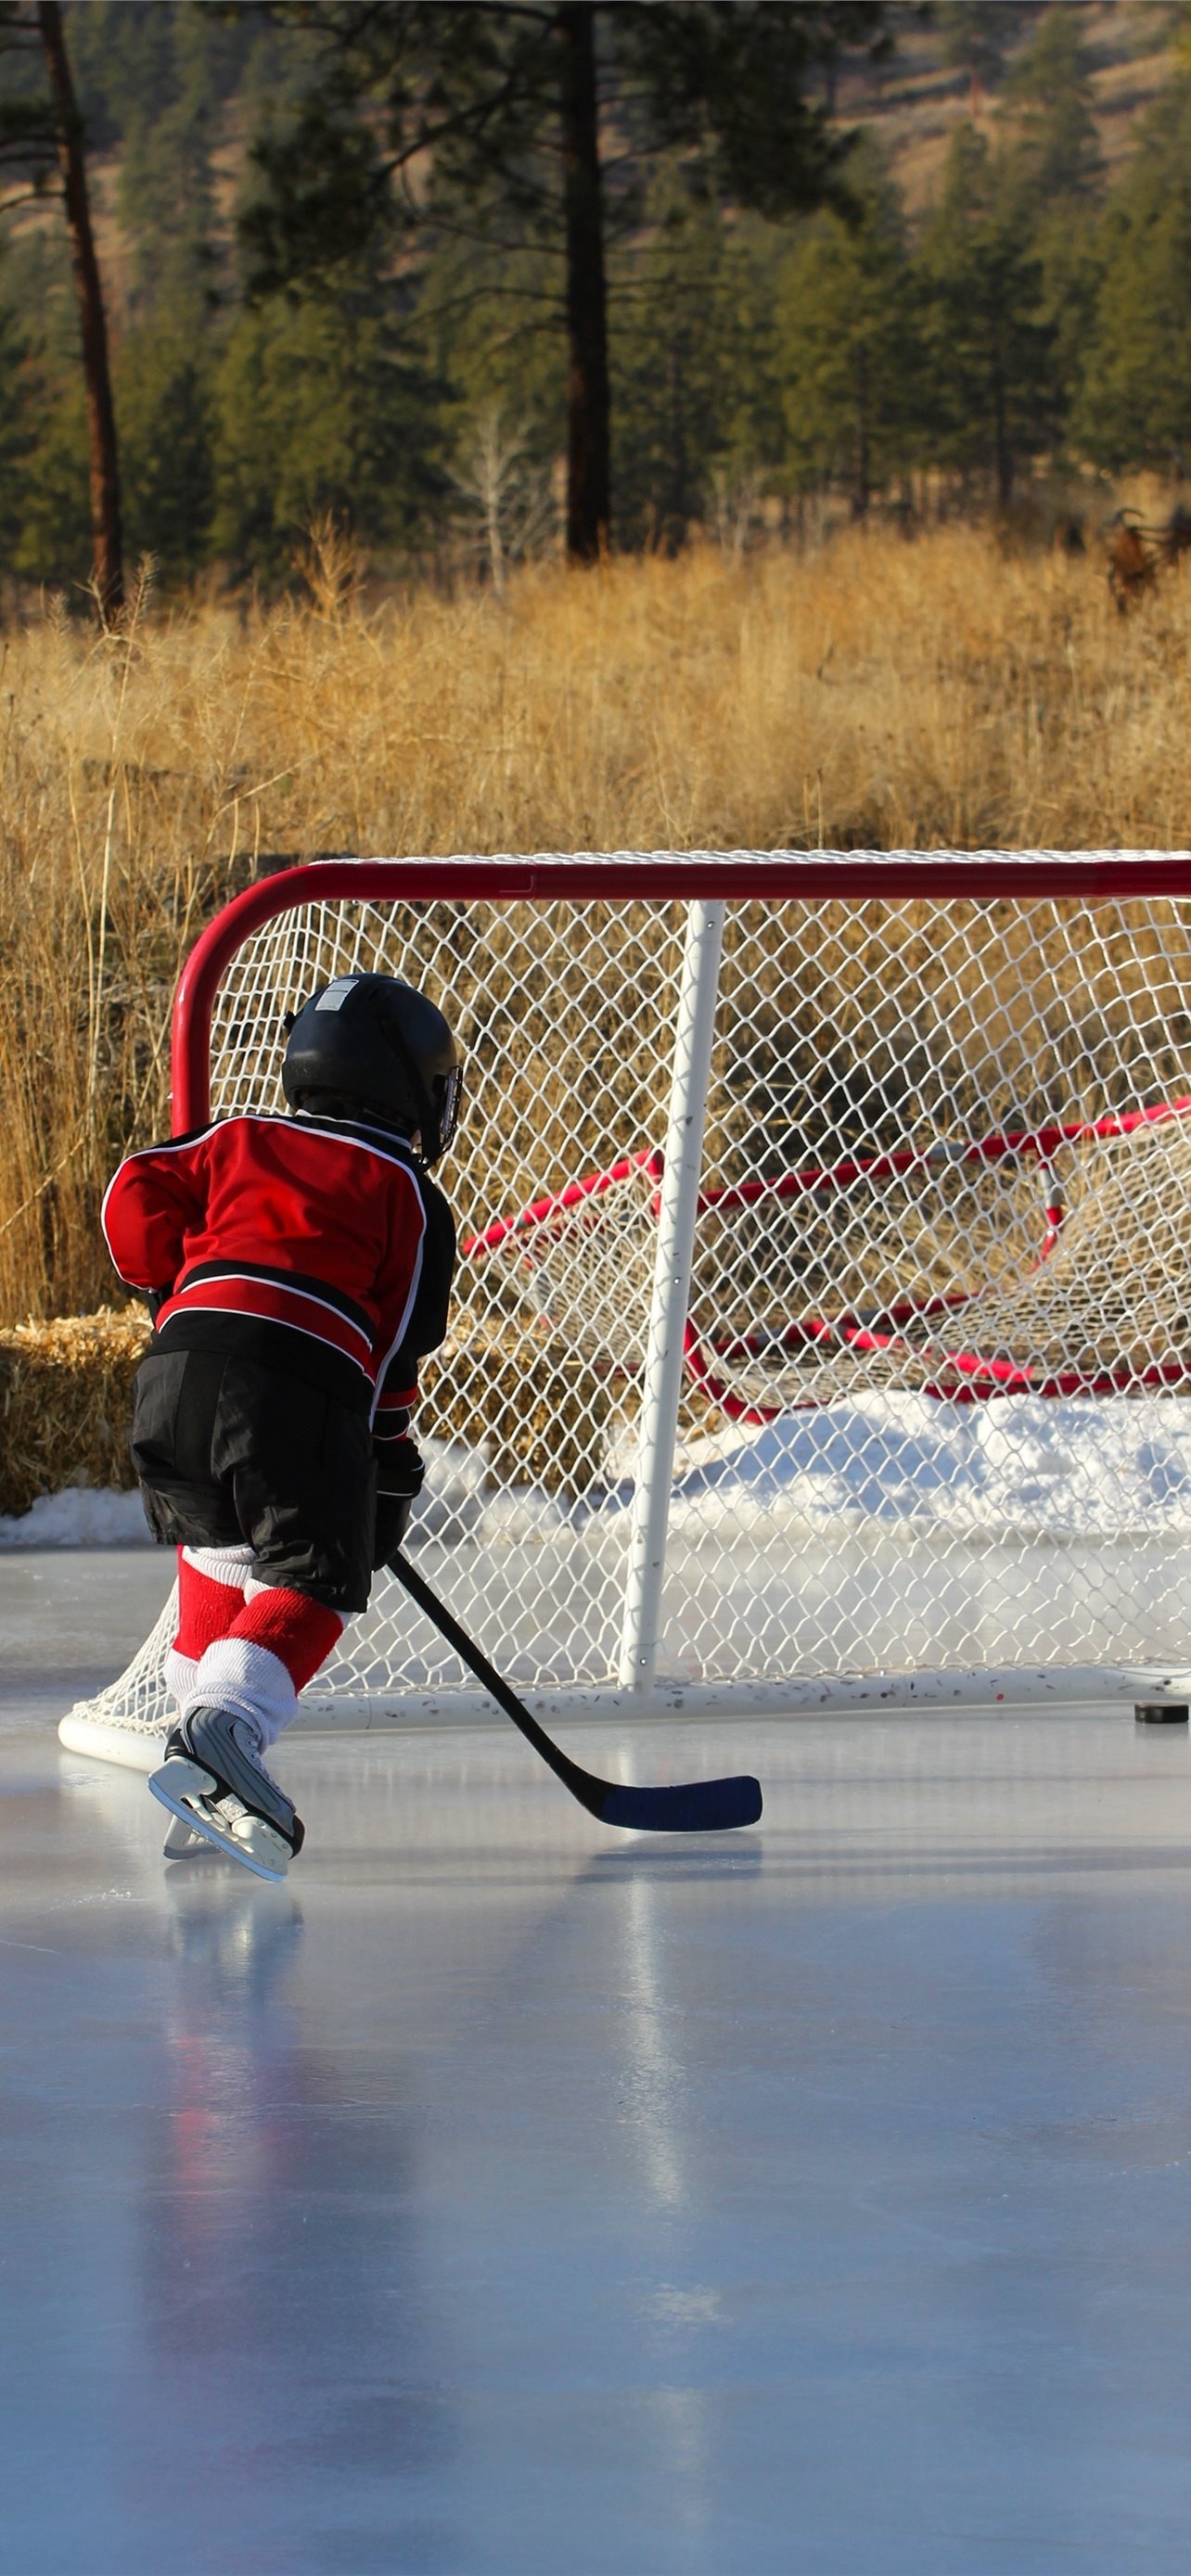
[600,1775,762,1831]
[388,1552,762,1833]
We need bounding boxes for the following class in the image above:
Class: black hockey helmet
[281,973,463,1163]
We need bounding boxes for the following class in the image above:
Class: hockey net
[477,1103,1191,1411]
[62,854,1191,1758]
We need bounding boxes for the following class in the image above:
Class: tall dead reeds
[3,524,1191,1322]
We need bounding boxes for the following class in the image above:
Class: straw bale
[0,1307,150,1519]
[0,1307,610,1520]
[420,1327,611,1496]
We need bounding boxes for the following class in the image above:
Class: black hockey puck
[1134,1702,1190,1725]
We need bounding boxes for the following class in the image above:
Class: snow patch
[413,1437,487,1544]
[0,1486,152,1549]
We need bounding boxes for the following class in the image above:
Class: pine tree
[421,226,564,540]
[1075,73,1191,474]
[997,3,1106,453]
[775,138,917,516]
[610,171,772,549]
[0,2,122,606]
[6,278,89,585]
[65,0,185,149]
[212,275,446,584]
[116,326,216,585]
[916,123,1055,507]
[936,3,1039,118]
[108,3,225,580]
[240,2,890,561]
[1000,3,1104,209]
[0,260,32,573]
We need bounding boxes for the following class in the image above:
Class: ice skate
[148,1704,305,1882]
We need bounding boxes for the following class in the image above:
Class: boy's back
[103,1105,454,1409]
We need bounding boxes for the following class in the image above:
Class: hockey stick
[388,1551,762,1833]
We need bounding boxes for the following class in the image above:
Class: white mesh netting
[69,865,1191,1742]
[496,1111,1191,1409]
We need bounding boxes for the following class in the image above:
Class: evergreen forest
[0,0,1189,596]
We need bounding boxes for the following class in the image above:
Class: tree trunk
[665,338,687,550]
[852,344,870,520]
[992,343,1012,510]
[558,3,610,564]
[38,0,122,616]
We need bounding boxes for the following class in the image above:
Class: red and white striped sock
[167,1545,253,1709]
[181,1584,346,1749]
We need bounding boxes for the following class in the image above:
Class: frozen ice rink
[8,1552,1191,2573]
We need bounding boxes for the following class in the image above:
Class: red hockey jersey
[102,1110,455,1440]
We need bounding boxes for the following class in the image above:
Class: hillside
[841,0,1174,212]
[59,3,1185,302]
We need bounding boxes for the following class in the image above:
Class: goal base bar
[58,1663,1188,1774]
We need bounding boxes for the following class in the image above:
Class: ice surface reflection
[7,1607,1191,2567]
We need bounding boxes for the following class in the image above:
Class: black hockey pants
[130,1346,377,1613]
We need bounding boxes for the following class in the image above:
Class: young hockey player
[101,974,461,1880]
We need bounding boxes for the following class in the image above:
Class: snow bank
[6,1396,1191,1549]
[464,1391,1191,1544]
[0,1435,487,1551]
[661,1392,1191,1541]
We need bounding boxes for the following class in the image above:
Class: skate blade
[148,1756,291,1883]
[162,1813,217,1860]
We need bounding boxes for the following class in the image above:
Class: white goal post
[60,850,1191,1768]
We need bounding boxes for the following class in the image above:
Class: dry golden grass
[4,520,1191,1325]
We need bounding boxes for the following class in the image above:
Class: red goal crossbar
[170,853,1191,1132]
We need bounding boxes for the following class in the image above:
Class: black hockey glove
[145,1282,174,1324]
[373,1437,426,1569]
